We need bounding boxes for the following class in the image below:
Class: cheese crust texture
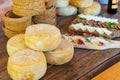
[7,49,47,80]
[25,24,61,51]
[7,34,27,56]
[45,38,74,65]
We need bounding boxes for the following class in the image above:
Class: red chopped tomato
[78,39,84,44]
[67,32,74,36]
[99,41,104,46]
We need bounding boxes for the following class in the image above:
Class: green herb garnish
[78,17,86,20]
[105,22,118,26]
[83,36,90,42]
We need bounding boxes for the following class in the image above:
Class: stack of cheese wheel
[2,0,47,38]
[2,10,31,38]
[7,24,74,80]
[70,0,101,15]
[33,0,57,25]
[12,0,46,16]
[55,0,77,16]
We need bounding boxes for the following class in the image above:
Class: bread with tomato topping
[69,14,120,39]
[63,33,120,50]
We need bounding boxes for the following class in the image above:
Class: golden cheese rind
[45,38,74,65]
[78,1,101,15]
[7,48,47,80]
[25,24,61,51]
[7,34,27,56]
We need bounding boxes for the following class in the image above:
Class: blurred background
[0,0,120,22]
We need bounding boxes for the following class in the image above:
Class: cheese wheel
[55,0,69,8]
[45,38,74,65]
[70,0,93,8]
[7,34,27,56]
[7,48,47,80]
[25,24,61,51]
[57,5,77,16]
[78,1,101,15]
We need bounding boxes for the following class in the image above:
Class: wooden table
[0,3,120,80]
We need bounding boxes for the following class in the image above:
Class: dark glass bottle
[107,0,118,14]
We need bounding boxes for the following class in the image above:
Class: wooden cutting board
[92,61,120,80]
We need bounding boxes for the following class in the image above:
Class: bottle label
[112,4,118,9]
[112,0,118,4]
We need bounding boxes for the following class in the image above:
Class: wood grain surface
[0,2,120,80]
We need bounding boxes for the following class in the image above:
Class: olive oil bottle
[107,0,118,14]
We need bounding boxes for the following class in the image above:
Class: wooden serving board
[0,3,120,80]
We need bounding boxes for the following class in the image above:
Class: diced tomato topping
[67,32,74,36]
[117,26,120,29]
[78,39,84,44]
[99,41,104,46]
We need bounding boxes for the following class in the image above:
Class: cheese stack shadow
[7,24,74,80]
[33,0,57,25]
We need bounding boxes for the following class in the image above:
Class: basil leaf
[105,22,118,26]
[78,17,86,20]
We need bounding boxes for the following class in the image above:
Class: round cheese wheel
[7,34,27,56]
[57,5,77,16]
[70,0,93,8]
[7,49,47,80]
[45,38,74,65]
[25,24,61,51]
[78,1,101,15]
[55,0,69,8]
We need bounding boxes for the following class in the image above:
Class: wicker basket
[12,0,46,16]
[45,0,57,8]
[2,10,31,33]
[2,25,23,38]
[33,7,57,25]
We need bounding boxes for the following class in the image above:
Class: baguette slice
[70,14,120,39]
[69,23,113,38]
[62,33,120,50]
